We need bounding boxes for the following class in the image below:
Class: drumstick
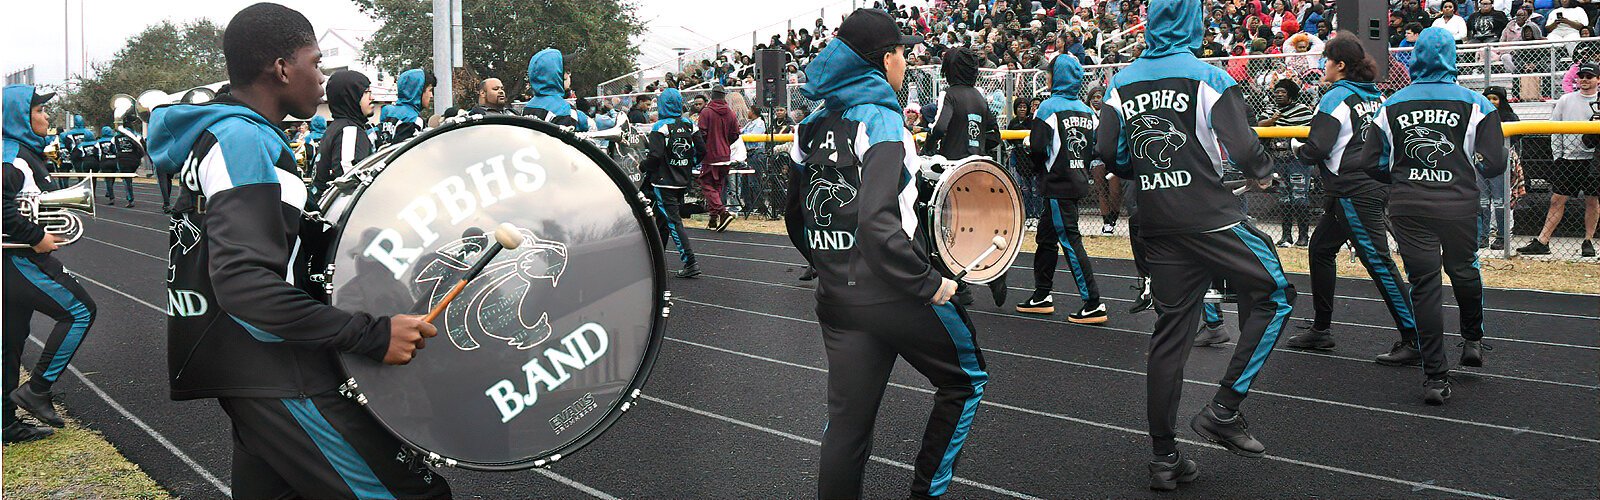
[954,236,1009,281]
[422,223,524,323]
[1232,174,1281,196]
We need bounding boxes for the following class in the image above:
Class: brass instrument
[2,178,95,249]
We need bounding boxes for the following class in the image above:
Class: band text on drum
[484,322,610,423]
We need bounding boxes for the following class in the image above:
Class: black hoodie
[315,70,375,193]
[921,47,1000,158]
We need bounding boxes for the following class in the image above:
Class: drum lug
[338,378,367,405]
[636,191,655,219]
[661,291,672,318]
[532,454,563,468]
[309,264,337,295]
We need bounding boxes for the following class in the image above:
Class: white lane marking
[72,272,618,500]
[643,396,1045,500]
[25,334,232,497]
[662,333,1509,500]
[691,235,1600,320]
[691,267,1600,390]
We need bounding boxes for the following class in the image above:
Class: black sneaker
[1423,377,1452,406]
[1193,322,1230,347]
[1067,302,1108,324]
[1489,239,1504,251]
[1294,234,1309,247]
[1148,452,1199,491]
[1516,239,1550,255]
[1375,341,1422,366]
[714,213,734,232]
[675,265,702,279]
[1191,404,1265,458]
[798,266,817,281]
[1276,238,1292,248]
[1459,340,1489,367]
[1128,277,1153,314]
[161,204,172,214]
[125,200,135,208]
[1015,290,1054,314]
[1285,326,1336,350]
[8,386,64,428]
[1584,240,1596,258]
[1101,223,1115,235]
[2,421,54,445]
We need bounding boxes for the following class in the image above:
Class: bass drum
[916,156,1024,285]
[309,115,667,471]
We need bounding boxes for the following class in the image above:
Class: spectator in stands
[1400,0,1432,27]
[1547,0,1591,42]
[1501,6,1544,42]
[1196,28,1228,57]
[1391,11,1410,46]
[1466,0,1510,42]
[1519,62,1600,257]
[1480,86,1525,250]
[1260,77,1315,247]
[1398,23,1425,69]
[1432,0,1469,41]
[628,95,653,124]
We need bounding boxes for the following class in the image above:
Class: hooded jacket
[1357,27,1506,220]
[112,126,145,170]
[4,84,54,250]
[149,95,391,400]
[316,70,375,194]
[922,47,1000,159]
[643,88,704,190]
[377,68,427,147]
[698,97,740,164]
[1096,0,1273,237]
[75,128,99,172]
[1297,79,1385,198]
[96,126,119,166]
[1030,54,1096,199]
[522,49,592,132]
[308,115,326,143]
[784,38,943,305]
[57,115,91,168]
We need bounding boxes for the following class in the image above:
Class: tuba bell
[2,178,95,249]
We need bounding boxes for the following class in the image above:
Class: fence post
[1483,45,1513,258]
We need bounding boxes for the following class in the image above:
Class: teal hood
[658,88,684,119]
[100,126,114,139]
[1050,54,1084,98]
[800,38,900,115]
[309,115,326,141]
[1409,27,1457,83]
[528,48,566,98]
[1143,0,1205,58]
[148,98,288,175]
[3,85,46,163]
[396,69,426,111]
[74,114,85,129]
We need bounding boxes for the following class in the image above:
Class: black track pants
[1031,198,1101,306]
[3,253,96,427]
[816,300,987,500]
[650,186,696,267]
[158,170,175,207]
[220,393,452,499]
[1389,215,1484,380]
[1308,192,1417,341]
[1142,224,1296,455]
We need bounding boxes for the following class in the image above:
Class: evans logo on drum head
[318,115,667,471]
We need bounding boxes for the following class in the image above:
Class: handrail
[738,121,1598,143]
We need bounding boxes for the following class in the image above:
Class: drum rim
[928,158,1024,285]
[329,114,670,471]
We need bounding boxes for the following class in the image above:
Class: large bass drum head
[929,158,1023,284]
[329,115,666,470]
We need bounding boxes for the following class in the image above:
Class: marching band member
[96,126,126,205]
[76,128,99,184]
[1018,53,1107,324]
[1287,33,1419,355]
[150,4,449,496]
[522,48,594,131]
[1096,0,1292,488]
[56,115,90,189]
[785,9,985,499]
[642,88,705,279]
[1355,26,1506,405]
[922,46,1008,308]
[109,126,144,207]
[313,70,374,195]
[376,68,432,148]
[3,84,97,444]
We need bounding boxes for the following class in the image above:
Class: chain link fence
[586,38,1600,262]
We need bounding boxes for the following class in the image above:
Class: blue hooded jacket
[149,100,291,177]
[524,48,590,131]
[308,115,326,142]
[1035,54,1088,118]
[3,84,46,164]
[1408,27,1456,84]
[1141,0,1204,58]
[381,69,426,125]
[799,38,903,144]
[57,115,91,155]
[651,88,690,131]
[1031,55,1096,199]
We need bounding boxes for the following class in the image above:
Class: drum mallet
[953,236,1009,281]
[422,223,524,323]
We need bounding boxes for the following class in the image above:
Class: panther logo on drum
[415,229,569,351]
[1129,115,1186,166]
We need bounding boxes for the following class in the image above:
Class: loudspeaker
[755,49,787,108]
[1337,0,1390,81]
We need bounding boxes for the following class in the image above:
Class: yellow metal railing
[739,121,1600,143]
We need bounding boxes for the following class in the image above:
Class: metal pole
[432,0,454,114]
[63,0,69,81]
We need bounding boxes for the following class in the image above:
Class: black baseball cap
[837,9,923,62]
[1580,62,1599,77]
[31,90,55,106]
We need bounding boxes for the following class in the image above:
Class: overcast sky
[2,0,876,86]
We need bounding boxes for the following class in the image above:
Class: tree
[354,0,644,107]
[55,20,226,130]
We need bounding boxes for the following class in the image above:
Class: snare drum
[915,156,1024,285]
[304,115,668,471]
